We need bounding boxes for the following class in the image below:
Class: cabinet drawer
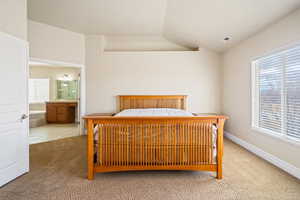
[57,106,68,114]
[57,113,68,122]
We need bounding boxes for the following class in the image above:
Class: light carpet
[0,136,299,200]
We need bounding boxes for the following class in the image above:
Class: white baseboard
[224,131,300,180]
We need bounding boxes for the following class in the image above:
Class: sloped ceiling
[28,0,300,52]
[164,0,300,51]
[28,0,167,35]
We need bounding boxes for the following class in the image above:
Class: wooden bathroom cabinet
[46,102,77,123]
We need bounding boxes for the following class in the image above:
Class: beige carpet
[0,136,299,200]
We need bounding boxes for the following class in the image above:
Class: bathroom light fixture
[223,37,231,41]
[58,74,73,81]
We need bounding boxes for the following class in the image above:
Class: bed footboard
[84,116,227,180]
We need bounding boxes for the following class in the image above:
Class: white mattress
[115,108,194,117]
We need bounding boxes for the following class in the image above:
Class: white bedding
[115,108,194,117]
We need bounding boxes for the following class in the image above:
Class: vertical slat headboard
[118,95,187,111]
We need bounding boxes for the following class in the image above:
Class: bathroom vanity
[46,101,78,123]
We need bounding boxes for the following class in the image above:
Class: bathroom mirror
[56,80,78,100]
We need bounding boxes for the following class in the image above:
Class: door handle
[20,114,28,122]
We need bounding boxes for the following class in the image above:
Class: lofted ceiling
[164,0,300,51]
[28,0,167,35]
[28,0,300,52]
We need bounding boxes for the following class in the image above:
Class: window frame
[29,78,50,104]
[251,44,300,146]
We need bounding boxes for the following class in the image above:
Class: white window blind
[29,78,50,103]
[252,44,300,141]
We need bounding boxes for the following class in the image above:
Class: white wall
[86,36,221,113]
[222,8,300,168]
[0,0,27,40]
[28,20,85,65]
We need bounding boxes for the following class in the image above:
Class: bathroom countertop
[46,101,78,104]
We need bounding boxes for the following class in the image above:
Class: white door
[0,32,29,187]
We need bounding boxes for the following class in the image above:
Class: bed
[83,95,227,180]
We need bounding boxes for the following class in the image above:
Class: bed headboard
[118,95,187,111]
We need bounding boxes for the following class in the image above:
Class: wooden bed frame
[84,95,227,180]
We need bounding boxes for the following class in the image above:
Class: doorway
[28,59,85,144]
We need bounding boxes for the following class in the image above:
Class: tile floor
[29,123,80,144]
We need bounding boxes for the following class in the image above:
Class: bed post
[87,119,94,180]
[216,118,225,179]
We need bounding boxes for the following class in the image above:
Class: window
[29,78,50,103]
[252,44,300,142]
